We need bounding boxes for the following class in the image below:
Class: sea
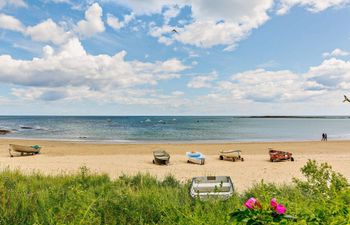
[1,116,350,143]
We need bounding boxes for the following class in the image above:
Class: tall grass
[0,161,348,224]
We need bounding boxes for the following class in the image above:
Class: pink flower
[244,198,262,209]
[270,198,278,209]
[275,204,286,214]
[244,197,257,209]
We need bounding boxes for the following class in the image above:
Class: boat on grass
[189,176,234,200]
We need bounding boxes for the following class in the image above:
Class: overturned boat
[189,176,234,200]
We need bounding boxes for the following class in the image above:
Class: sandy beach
[0,139,349,192]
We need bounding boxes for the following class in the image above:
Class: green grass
[0,160,348,225]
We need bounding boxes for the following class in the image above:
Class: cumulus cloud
[187,72,218,88]
[322,48,350,58]
[276,0,350,15]
[204,57,350,105]
[212,68,326,103]
[75,3,105,37]
[306,58,350,90]
[175,0,272,49]
[107,13,134,30]
[26,19,72,45]
[113,0,350,50]
[116,0,273,50]
[0,38,188,102]
[0,3,105,46]
[0,14,72,45]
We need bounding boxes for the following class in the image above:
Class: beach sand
[0,139,349,192]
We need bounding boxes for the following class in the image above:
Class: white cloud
[212,68,324,103]
[0,38,188,102]
[0,13,25,32]
[26,19,72,45]
[116,0,273,50]
[107,13,134,30]
[306,58,350,90]
[0,0,26,9]
[206,57,350,105]
[276,0,350,15]
[322,48,350,58]
[75,3,105,37]
[0,3,105,46]
[173,0,273,50]
[113,0,350,50]
[187,72,218,88]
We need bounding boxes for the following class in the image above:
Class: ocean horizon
[1,116,350,143]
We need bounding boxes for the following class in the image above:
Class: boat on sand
[9,144,41,157]
[186,152,205,165]
[219,150,244,162]
[152,150,170,165]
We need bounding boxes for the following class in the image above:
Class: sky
[0,0,350,115]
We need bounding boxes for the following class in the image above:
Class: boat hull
[189,176,234,200]
[9,144,41,157]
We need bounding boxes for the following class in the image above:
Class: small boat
[152,150,170,165]
[186,152,205,165]
[9,144,41,157]
[20,126,34,129]
[269,148,294,162]
[219,150,244,162]
[189,176,234,200]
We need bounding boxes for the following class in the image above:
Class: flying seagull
[343,95,350,103]
[172,29,178,34]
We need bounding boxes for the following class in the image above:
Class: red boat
[269,148,294,162]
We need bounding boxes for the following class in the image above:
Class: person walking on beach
[325,133,328,141]
[321,133,325,141]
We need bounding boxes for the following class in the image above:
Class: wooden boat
[219,150,244,162]
[189,176,234,200]
[152,150,170,165]
[186,152,205,165]
[269,148,294,162]
[9,144,41,157]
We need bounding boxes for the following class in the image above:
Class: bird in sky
[343,95,350,103]
[172,29,178,34]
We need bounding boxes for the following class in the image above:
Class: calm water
[1,116,350,142]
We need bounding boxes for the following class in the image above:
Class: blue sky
[0,0,350,115]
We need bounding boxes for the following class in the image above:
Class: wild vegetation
[0,160,348,224]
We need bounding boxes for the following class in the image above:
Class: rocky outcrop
[0,129,11,135]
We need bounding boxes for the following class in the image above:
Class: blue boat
[186,152,205,165]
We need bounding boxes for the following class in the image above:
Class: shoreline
[1,136,348,144]
[0,138,349,191]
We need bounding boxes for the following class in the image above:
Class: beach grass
[0,160,348,224]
